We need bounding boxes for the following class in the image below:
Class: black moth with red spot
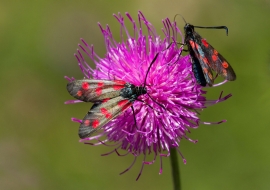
[67,80,147,138]
[183,21,236,86]
[67,53,160,139]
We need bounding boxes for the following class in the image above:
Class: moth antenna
[174,14,187,24]
[193,25,229,36]
[174,13,228,36]
[143,52,160,88]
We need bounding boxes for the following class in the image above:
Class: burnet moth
[67,53,163,139]
[177,15,236,86]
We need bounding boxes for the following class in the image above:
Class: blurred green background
[1,0,270,189]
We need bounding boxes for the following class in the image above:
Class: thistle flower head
[65,11,231,180]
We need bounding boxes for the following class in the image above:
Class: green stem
[170,148,181,190]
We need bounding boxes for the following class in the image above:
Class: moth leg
[136,98,165,115]
[147,94,166,110]
[164,41,185,51]
[163,42,186,67]
[131,105,138,130]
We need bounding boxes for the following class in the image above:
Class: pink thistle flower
[65,11,232,180]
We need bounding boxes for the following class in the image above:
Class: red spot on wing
[195,43,199,49]
[102,98,110,103]
[118,99,131,111]
[114,80,126,85]
[190,40,199,49]
[118,99,129,107]
[212,55,218,62]
[201,39,209,47]
[100,108,112,119]
[189,40,195,48]
[202,68,208,73]
[77,90,83,97]
[213,49,218,55]
[82,82,89,90]
[222,61,229,68]
[113,85,125,90]
[113,80,126,90]
[122,103,132,111]
[92,119,99,128]
[202,57,210,65]
[98,82,104,87]
[95,88,102,95]
[84,120,90,126]
[222,69,228,76]
[95,82,104,95]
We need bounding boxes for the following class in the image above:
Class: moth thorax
[120,83,147,101]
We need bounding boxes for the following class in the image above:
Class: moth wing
[199,39,236,81]
[78,96,132,138]
[67,79,126,102]
[187,33,214,86]
[190,52,207,86]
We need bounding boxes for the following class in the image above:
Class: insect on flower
[176,15,236,86]
[65,11,233,180]
[67,53,162,138]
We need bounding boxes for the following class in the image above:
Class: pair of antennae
[174,14,229,36]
